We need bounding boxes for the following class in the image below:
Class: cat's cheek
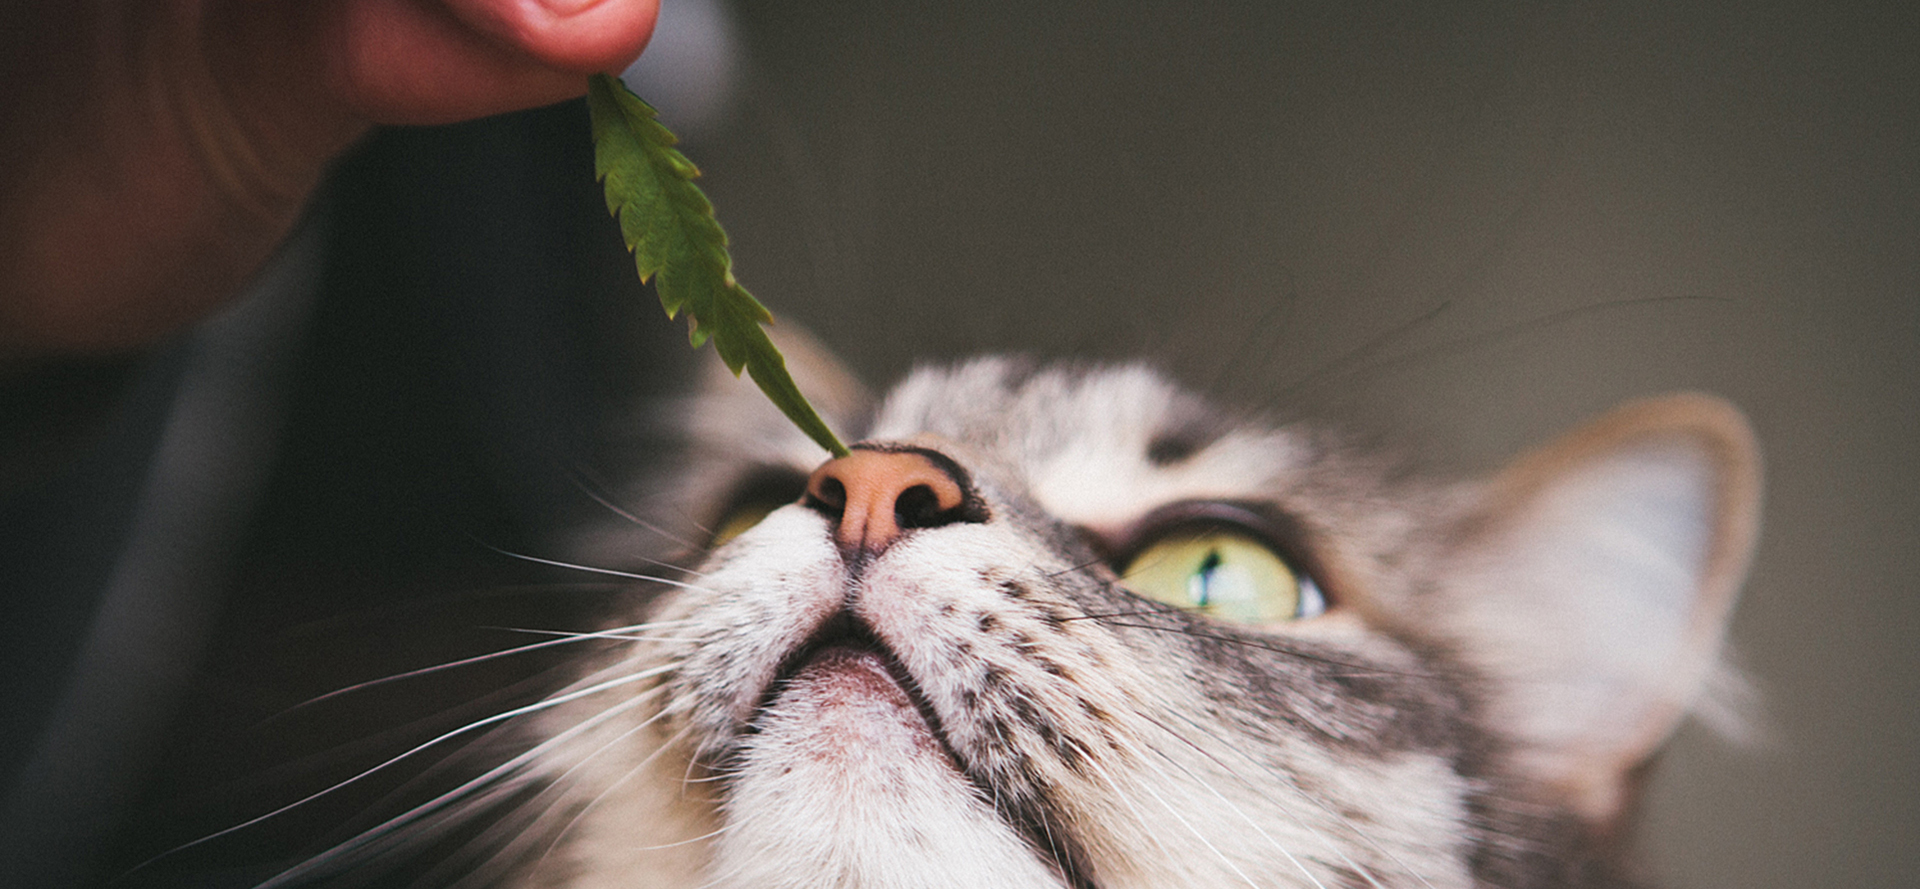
[856,530,1005,607]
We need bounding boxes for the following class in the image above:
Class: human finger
[440,0,659,74]
[322,0,657,124]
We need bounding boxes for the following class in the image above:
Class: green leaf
[586,73,848,458]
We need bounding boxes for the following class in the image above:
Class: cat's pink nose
[803,447,980,557]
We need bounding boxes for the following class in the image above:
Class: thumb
[441,0,659,73]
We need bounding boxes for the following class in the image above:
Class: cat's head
[542,336,1760,889]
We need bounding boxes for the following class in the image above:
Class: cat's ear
[1437,393,1761,825]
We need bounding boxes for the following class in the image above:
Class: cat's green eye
[1120,529,1325,623]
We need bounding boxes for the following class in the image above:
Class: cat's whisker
[1203,285,1304,399]
[261,786,547,886]
[276,619,693,717]
[1089,717,1322,888]
[1131,710,1404,889]
[157,661,683,873]
[632,820,733,853]
[555,633,708,644]
[475,541,718,593]
[412,723,678,887]
[1028,805,1066,881]
[1271,295,1726,407]
[243,660,568,777]
[1269,299,1454,409]
[1055,607,1186,622]
[1067,736,1184,870]
[1088,618,1438,679]
[529,715,695,864]
[678,727,725,790]
[250,683,672,888]
[1149,750,1343,889]
[1157,706,1439,889]
[310,778,537,889]
[1042,555,1112,581]
[567,466,706,551]
[504,616,700,630]
[494,626,710,645]
[1121,754,1273,889]
[678,769,733,785]
[417,787,565,889]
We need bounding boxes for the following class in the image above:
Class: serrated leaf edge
[587,73,848,457]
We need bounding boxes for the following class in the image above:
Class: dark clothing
[0,101,690,888]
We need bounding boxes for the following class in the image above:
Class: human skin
[0,0,660,363]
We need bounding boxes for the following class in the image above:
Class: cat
[258,334,1760,889]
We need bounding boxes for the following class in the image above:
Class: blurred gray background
[654,1,1917,886]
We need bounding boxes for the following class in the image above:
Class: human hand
[1,0,659,359]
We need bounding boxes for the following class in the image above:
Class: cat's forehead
[864,359,1314,529]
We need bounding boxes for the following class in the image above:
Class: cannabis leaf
[586,73,848,457]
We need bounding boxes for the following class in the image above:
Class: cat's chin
[754,645,953,767]
[704,647,1073,889]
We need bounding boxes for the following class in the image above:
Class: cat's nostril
[803,446,985,558]
[894,485,943,528]
[810,477,848,514]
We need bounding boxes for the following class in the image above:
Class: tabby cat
[270,337,1759,889]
